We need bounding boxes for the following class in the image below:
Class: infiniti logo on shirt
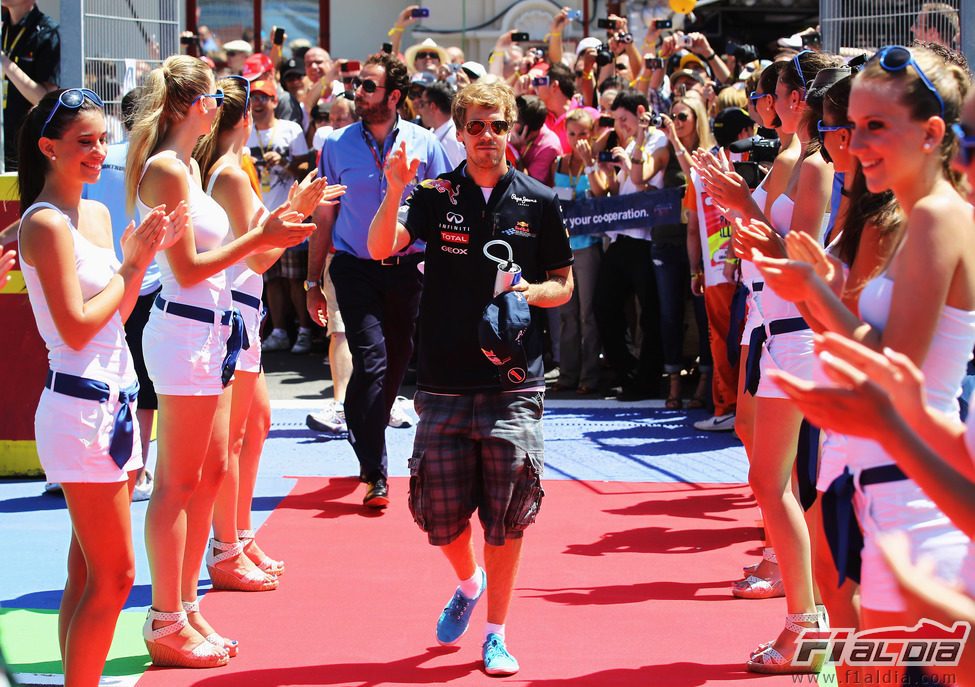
[445,212,464,223]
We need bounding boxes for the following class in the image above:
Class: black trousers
[329,252,423,481]
[594,235,663,391]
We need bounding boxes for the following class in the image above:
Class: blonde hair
[673,92,716,152]
[125,55,214,213]
[716,86,748,111]
[193,76,249,180]
[452,80,517,131]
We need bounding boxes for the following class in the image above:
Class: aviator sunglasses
[464,120,510,136]
[415,51,440,61]
[870,45,945,120]
[40,88,104,138]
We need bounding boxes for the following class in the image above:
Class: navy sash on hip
[726,283,748,368]
[45,370,140,468]
[796,420,821,512]
[222,308,249,387]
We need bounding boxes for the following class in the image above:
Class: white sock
[485,622,505,642]
[459,566,484,599]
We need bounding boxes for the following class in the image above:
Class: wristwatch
[303,279,321,291]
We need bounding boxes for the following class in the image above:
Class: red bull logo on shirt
[420,179,459,205]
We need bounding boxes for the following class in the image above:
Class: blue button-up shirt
[318,115,452,258]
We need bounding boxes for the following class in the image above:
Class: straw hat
[404,38,449,70]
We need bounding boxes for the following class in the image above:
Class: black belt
[859,464,908,487]
[752,282,764,292]
[378,253,423,266]
[231,290,261,310]
[745,317,809,395]
[767,316,808,336]
[155,295,233,325]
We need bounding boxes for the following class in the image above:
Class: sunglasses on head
[190,88,224,108]
[352,77,385,94]
[464,119,510,136]
[671,112,691,123]
[225,75,251,113]
[791,49,814,101]
[817,119,851,146]
[40,88,104,138]
[749,90,775,101]
[416,51,440,61]
[951,123,975,166]
[871,45,945,120]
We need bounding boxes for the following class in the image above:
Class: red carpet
[135,478,804,686]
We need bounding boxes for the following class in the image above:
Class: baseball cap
[478,291,531,390]
[279,57,304,80]
[250,80,277,98]
[713,107,755,148]
[575,37,601,57]
[804,66,852,107]
[242,52,274,81]
[461,61,486,80]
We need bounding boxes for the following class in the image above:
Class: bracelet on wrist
[388,27,403,36]
[702,52,716,60]
[690,271,703,279]
[583,164,597,175]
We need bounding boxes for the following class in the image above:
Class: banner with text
[560,187,683,237]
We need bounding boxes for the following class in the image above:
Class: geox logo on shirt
[510,193,537,205]
[420,179,460,205]
[502,221,535,238]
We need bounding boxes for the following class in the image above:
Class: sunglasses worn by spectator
[817,119,851,146]
[40,88,104,138]
[464,119,510,136]
[791,49,814,101]
[672,112,691,122]
[951,123,975,166]
[749,90,775,101]
[352,77,385,94]
[871,45,945,120]
[190,88,224,108]
[416,51,440,60]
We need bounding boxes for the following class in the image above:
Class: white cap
[575,37,602,57]
[461,61,487,80]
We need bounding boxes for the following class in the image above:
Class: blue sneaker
[482,633,519,676]
[435,568,486,645]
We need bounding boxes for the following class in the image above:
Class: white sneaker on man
[262,329,290,352]
[388,395,414,428]
[306,400,347,435]
[291,328,313,354]
[694,413,736,432]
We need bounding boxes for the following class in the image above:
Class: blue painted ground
[0,399,747,614]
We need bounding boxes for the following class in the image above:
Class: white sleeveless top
[136,151,231,310]
[761,193,831,323]
[206,162,266,300]
[859,275,975,416]
[19,202,135,386]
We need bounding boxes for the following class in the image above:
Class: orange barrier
[0,173,45,477]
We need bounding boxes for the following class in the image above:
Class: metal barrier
[60,0,182,144]
[820,0,968,59]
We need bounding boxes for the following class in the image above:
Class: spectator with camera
[246,79,315,355]
[593,88,671,400]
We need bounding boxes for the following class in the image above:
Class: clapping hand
[287,170,347,219]
[120,205,169,270]
[0,246,17,289]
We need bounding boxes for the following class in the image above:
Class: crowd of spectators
[7,1,975,682]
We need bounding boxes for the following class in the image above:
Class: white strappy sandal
[206,538,278,591]
[238,528,285,576]
[747,609,828,674]
[182,599,238,657]
[142,608,229,668]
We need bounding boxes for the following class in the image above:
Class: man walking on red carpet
[367,80,573,676]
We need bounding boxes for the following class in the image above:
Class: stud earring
[50,155,56,161]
